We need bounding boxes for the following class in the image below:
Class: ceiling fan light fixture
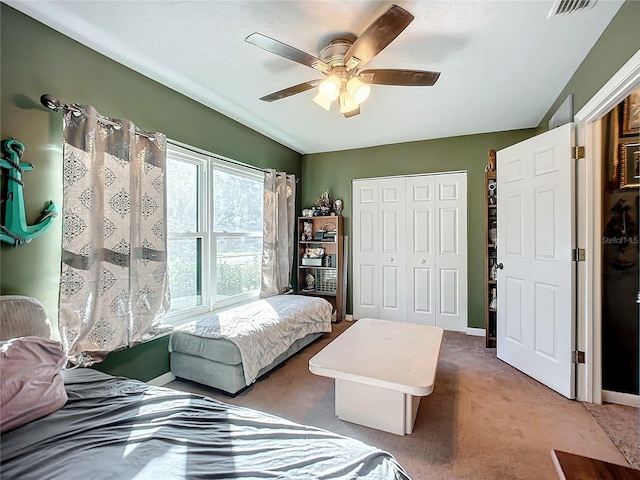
[339,90,359,115]
[345,56,361,72]
[346,77,371,104]
[319,75,341,101]
[312,92,332,111]
[248,4,441,118]
[342,106,361,118]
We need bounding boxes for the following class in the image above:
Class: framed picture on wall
[619,141,640,189]
[622,89,640,136]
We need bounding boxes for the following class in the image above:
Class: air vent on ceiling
[548,0,597,18]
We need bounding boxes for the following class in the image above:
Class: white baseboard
[602,389,640,407]
[147,371,175,386]
[349,321,486,336]
[466,327,485,337]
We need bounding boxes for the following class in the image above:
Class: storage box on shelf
[297,215,345,322]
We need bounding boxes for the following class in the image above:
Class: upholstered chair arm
[0,295,52,341]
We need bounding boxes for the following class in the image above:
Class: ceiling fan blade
[259,80,323,102]
[246,33,329,72]
[361,69,441,86]
[344,4,414,72]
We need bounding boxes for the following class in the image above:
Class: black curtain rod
[40,94,156,140]
[42,94,298,182]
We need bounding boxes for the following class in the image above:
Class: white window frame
[163,143,263,325]
[211,158,264,310]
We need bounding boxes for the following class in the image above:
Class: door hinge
[572,248,585,261]
[573,146,585,160]
[572,350,585,364]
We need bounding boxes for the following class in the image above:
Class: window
[165,143,263,322]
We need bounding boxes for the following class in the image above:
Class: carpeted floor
[583,401,640,469]
[168,320,636,480]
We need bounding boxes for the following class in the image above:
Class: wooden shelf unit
[485,165,498,348]
[297,216,345,322]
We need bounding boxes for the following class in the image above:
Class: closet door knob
[389,257,394,262]
[421,259,426,264]
[497,263,504,269]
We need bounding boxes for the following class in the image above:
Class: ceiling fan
[245,4,440,118]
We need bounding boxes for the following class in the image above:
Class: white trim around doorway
[574,48,640,404]
[602,390,640,408]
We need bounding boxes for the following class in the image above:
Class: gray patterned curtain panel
[59,105,170,366]
[260,170,296,297]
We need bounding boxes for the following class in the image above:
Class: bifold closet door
[378,178,406,322]
[353,179,380,319]
[434,173,467,332]
[405,173,467,330]
[405,175,436,325]
[353,172,467,331]
[352,178,406,321]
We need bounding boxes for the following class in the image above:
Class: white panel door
[379,178,406,322]
[353,179,379,319]
[496,123,575,399]
[434,173,468,332]
[406,175,436,325]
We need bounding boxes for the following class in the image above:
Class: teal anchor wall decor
[0,138,58,246]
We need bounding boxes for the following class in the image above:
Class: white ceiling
[7,0,624,154]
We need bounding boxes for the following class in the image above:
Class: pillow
[1,336,68,433]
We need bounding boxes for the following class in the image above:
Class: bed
[170,294,333,395]
[2,369,410,479]
[0,295,411,480]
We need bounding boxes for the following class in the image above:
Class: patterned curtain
[59,105,170,366]
[261,170,296,297]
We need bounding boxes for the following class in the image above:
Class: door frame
[574,49,640,403]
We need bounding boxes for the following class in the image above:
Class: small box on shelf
[324,254,336,267]
[301,258,322,266]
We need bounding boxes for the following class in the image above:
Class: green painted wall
[2,1,638,379]
[0,5,301,343]
[538,1,640,396]
[538,0,640,131]
[301,0,640,330]
[0,5,301,380]
[301,130,535,329]
[92,336,171,382]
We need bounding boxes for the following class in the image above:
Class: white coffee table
[309,318,443,435]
